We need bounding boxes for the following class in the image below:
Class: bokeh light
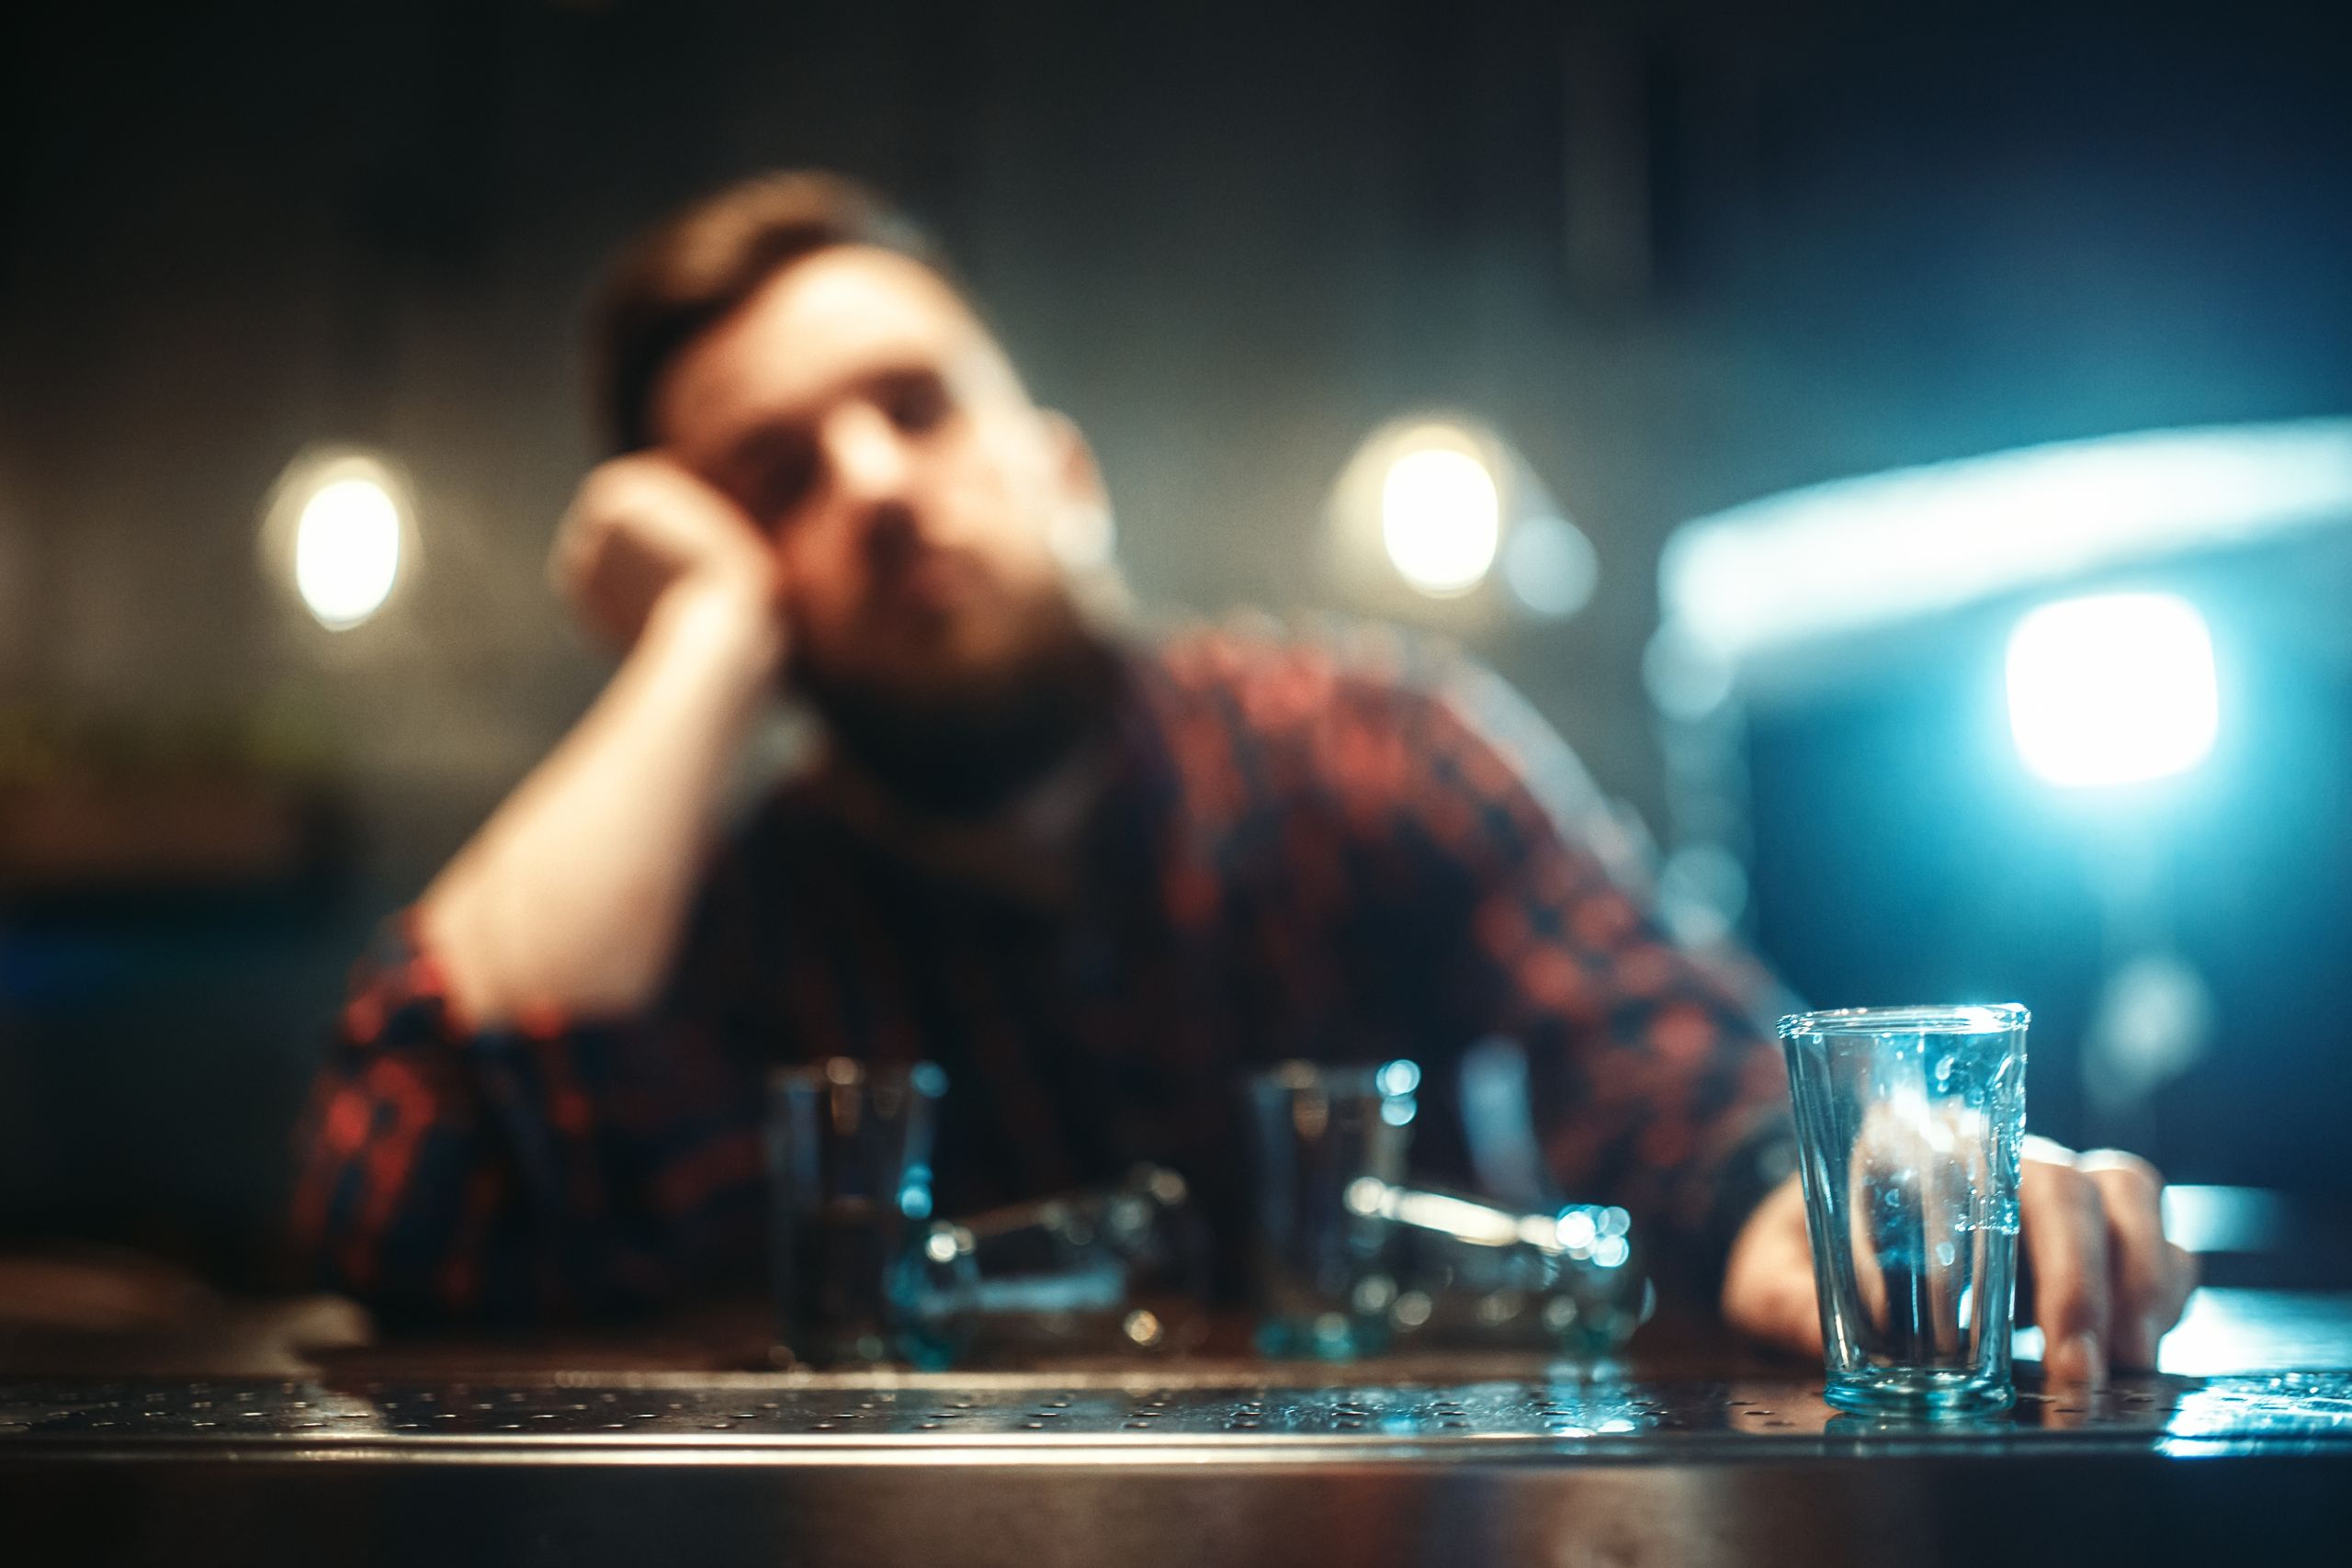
[1328,415,1595,620]
[265,450,413,631]
[1381,444,1500,596]
[294,476,403,629]
[1501,513,1598,618]
[2006,591,2218,787]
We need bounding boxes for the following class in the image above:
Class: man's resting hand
[1721,1138,2198,1385]
[551,452,782,653]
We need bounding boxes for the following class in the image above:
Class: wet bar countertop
[6,1365,2352,1458]
[6,1289,2351,1566]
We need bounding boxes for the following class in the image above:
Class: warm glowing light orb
[1381,445,1500,596]
[2006,592,2217,788]
[293,473,403,629]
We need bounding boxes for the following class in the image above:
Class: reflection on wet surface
[4,1369,2350,1458]
[2155,1288,2352,1375]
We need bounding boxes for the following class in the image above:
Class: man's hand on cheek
[1721,1141,2199,1386]
[551,452,784,653]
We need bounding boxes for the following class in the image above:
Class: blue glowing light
[2005,592,2218,788]
[1501,513,1599,619]
[1659,419,2352,663]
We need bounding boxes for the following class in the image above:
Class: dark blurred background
[5,0,2351,1293]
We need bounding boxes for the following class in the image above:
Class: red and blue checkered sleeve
[1389,677,1796,1292]
[286,910,676,1323]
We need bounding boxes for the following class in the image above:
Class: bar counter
[6,1289,2349,1565]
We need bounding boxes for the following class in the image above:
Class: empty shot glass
[1779,1004,2029,1416]
[765,1057,950,1368]
[1243,1059,1419,1359]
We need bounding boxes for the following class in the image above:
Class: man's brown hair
[590,171,947,454]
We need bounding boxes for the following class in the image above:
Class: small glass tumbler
[1778,1004,2029,1416]
[1243,1059,1419,1359]
[765,1057,949,1368]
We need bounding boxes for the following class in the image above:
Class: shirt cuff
[337,908,497,1049]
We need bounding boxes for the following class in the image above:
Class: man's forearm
[418,581,786,1026]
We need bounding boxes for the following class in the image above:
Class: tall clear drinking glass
[1243,1059,1419,1359]
[1778,1005,2029,1416]
[766,1058,949,1368]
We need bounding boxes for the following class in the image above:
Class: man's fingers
[2078,1150,2198,1370]
[2020,1156,2112,1386]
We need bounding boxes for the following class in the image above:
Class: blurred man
[293,174,2191,1380]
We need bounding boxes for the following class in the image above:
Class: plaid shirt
[292,629,1792,1322]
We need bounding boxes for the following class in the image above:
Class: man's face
[650,245,1097,707]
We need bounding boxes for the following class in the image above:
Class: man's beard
[792,625,1124,822]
